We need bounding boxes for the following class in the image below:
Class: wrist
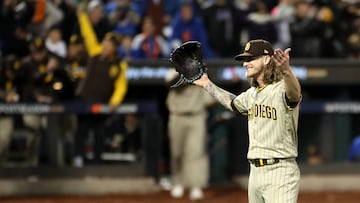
[281,69,292,77]
[204,80,213,91]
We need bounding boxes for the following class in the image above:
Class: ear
[263,55,271,65]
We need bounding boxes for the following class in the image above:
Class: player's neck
[256,84,267,92]
[256,79,267,88]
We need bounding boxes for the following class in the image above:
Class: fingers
[272,48,289,66]
[272,49,282,64]
[284,48,291,56]
[274,48,291,57]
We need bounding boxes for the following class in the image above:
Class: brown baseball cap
[103,32,122,47]
[29,36,46,52]
[234,39,274,61]
[3,55,21,72]
[69,34,84,45]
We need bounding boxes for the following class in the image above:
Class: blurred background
[0,0,360,199]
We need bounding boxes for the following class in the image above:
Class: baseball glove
[169,41,207,88]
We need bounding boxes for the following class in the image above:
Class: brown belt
[175,112,201,116]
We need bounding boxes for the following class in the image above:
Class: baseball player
[165,69,216,200]
[193,39,302,203]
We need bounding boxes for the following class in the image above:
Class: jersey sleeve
[284,93,302,110]
[280,80,302,110]
[231,90,250,116]
[77,11,102,57]
[109,61,128,106]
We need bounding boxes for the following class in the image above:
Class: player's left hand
[193,73,210,88]
[273,48,291,73]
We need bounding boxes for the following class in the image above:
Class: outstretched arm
[77,8,102,57]
[193,74,236,111]
[272,48,301,103]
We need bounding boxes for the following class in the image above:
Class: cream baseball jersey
[231,80,300,159]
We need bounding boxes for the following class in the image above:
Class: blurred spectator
[346,19,360,59]
[349,135,360,162]
[338,1,360,58]
[135,0,181,36]
[31,52,72,105]
[104,0,142,16]
[27,0,64,38]
[107,0,142,37]
[307,145,322,165]
[73,8,128,167]
[105,113,142,157]
[233,0,253,48]
[131,16,170,59]
[168,2,215,58]
[201,0,238,57]
[73,0,113,42]
[121,114,141,154]
[0,0,33,57]
[165,69,216,200]
[9,25,32,58]
[0,55,23,165]
[271,0,295,50]
[33,51,73,166]
[117,35,135,61]
[65,34,88,94]
[316,2,343,58]
[289,0,325,57]
[262,0,278,12]
[45,26,67,58]
[61,34,89,165]
[244,0,278,44]
[52,0,78,43]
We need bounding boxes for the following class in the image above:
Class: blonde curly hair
[250,58,283,87]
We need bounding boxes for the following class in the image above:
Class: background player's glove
[169,41,207,88]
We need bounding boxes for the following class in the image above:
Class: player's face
[31,50,47,62]
[101,39,117,57]
[243,56,266,79]
[181,5,193,22]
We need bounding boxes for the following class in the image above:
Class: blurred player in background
[165,69,216,200]
[0,55,23,166]
[73,4,128,167]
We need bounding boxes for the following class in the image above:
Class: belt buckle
[255,159,265,167]
[252,158,281,167]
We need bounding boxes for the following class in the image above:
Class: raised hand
[272,48,291,73]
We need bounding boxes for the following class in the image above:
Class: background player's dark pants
[74,114,108,163]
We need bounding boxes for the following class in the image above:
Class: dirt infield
[1,186,359,203]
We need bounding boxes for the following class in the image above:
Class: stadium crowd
[0,0,359,168]
[1,0,360,61]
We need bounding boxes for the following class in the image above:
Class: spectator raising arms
[0,0,33,58]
